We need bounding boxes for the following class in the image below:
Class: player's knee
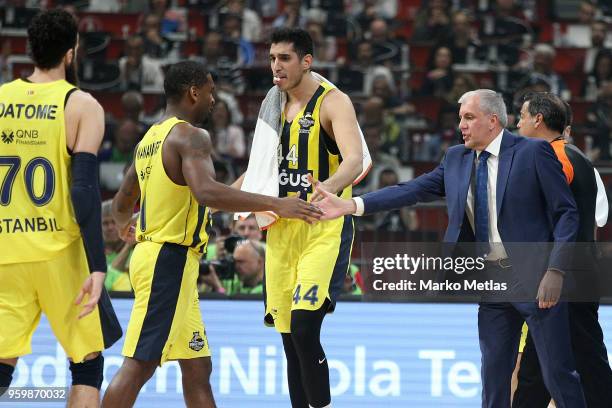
[290,317,318,352]
[0,362,16,390]
[69,353,104,389]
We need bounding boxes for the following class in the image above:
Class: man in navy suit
[314,89,586,408]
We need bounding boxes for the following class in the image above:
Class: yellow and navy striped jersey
[0,78,81,264]
[278,81,351,201]
[134,117,210,253]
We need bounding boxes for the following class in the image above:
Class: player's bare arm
[170,123,322,222]
[311,89,363,200]
[65,90,105,154]
[112,161,140,238]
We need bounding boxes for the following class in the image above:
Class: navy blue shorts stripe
[328,215,354,306]
[133,243,187,361]
[97,287,122,349]
[190,205,206,248]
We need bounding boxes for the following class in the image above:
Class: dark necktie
[474,151,491,249]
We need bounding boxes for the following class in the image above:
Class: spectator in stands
[192,31,246,95]
[118,35,165,92]
[121,91,145,123]
[480,0,531,66]
[529,43,568,97]
[89,0,149,13]
[272,0,306,29]
[367,18,401,64]
[371,74,413,115]
[360,96,402,156]
[586,82,612,160]
[222,0,262,42]
[445,72,477,105]
[210,99,246,163]
[140,13,174,60]
[305,8,336,63]
[582,49,612,100]
[221,13,256,66]
[102,118,143,163]
[0,40,10,85]
[420,46,455,98]
[438,10,481,65]
[412,0,451,44]
[149,0,186,34]
[227,239,265,295]
[354,122,401,194]
[584,20,610,73]
[102,200,134,292]
[342,264,363,295]
[375,168,419,232]
[423,104,461,162]
[207,238,265,295]
[233,214,263,242]
[351,39,394,95]
[349,0,398,32]
[578,0,598,24]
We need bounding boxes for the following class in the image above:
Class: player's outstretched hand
[309,175,334,203]
[313,181,356,220]
[275,192,323,224]
[75,271,106,319]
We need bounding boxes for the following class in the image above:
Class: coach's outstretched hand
[275,192,323,224]
[310,176,356,220]
[536,269,564,309]
[75,271,106,319]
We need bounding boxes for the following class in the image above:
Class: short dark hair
[270,28,313,59]
[522,92,566,134]
[28,9,78,69]
[164,61,210,103]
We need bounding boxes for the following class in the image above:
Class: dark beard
[65,58,79,87]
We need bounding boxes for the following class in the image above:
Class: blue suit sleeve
[361,157,446,215]
[534,141,578,271]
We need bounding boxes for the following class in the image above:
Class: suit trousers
[513,301,612,408]
[478,300,586,408]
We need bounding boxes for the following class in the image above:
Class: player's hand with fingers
[308,174,335,203]
[75,271,106,319]
[536,269,564,309]
[119,213,138,244]
[313,182,357,220]
[274,192,323,224]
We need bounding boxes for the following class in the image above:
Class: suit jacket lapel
[457,150,474,220]
[496,130,515,216]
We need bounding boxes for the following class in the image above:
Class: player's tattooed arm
[112,160,140,239]
[174,125,322,222]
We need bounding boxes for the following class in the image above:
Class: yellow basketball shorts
[0,238,121,363]
[123,241,210,365]
[264,215,354,333]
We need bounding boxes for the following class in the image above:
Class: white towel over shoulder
[236,72,372,229]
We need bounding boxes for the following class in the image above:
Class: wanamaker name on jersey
[137,141,162,160]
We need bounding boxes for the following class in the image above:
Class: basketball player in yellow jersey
[0,9,122,407]
[233,28,364,408]
[103,60,321,408]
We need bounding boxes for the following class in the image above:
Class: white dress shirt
[594,168,608,227]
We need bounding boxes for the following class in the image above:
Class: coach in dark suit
[315,89,586,408]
